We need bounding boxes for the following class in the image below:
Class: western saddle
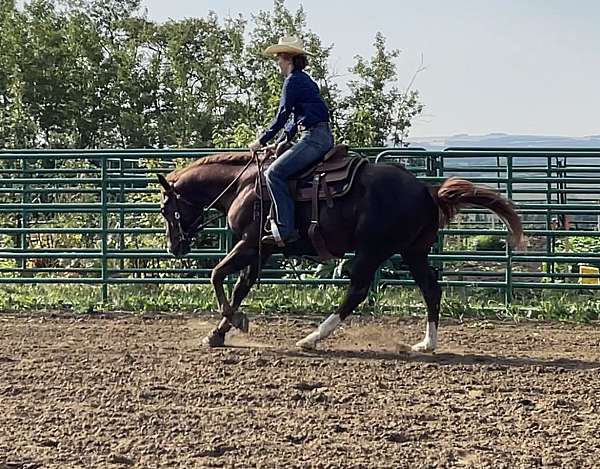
[256,143,368,259]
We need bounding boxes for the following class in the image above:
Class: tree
[342,32,423,147]
[158,13,246,147]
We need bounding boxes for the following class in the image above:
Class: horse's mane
[166,152,253,182]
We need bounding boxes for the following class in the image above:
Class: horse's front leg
[204,260,267,347]
[205,247,272,347]
[202,239,257,346]
[231,245,272,309]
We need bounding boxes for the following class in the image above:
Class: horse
[157,151,524,352]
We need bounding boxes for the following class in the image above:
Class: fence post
[368,267,381,308]
[119,156,125,273]
[545,156,554,282]
[20,158,29,275]
[505,156,513,304]
[101,156,108,303]
[434,153,444,281]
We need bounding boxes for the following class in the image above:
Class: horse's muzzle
[168,243,191,258]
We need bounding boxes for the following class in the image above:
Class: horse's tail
[431,177,525,248]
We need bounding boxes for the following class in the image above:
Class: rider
[249,36,334,246]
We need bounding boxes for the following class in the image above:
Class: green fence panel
[2,147,600,303]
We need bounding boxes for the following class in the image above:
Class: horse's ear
[157,174,171,192]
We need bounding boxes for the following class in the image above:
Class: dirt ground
[1,312,599,469]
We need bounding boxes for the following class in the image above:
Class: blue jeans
[265,122,334,239]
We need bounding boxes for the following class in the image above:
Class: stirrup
[266,220,284,247]
[262,230,299,247]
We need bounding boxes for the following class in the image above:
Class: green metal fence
[2,147,600,303]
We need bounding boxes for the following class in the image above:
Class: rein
[167,152,261,244]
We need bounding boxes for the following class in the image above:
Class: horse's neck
[179,164,242,213]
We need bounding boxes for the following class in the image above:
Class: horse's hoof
[231,312,249,333]
[202,329,226,348]
[411,341,435,353]
[296,337,317,350]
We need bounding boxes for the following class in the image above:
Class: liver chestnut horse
[157,152,523,352]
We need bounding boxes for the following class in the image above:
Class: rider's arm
[258,76,298,146]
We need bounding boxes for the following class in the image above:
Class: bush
[470,235,506,251]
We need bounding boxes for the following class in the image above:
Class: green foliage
[540,236,600,283]
[470,234,506,251]
[556,236,600,256]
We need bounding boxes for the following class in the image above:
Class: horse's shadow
[272,347,600,371]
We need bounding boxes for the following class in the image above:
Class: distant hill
[400,134,600,204]
[406,133,600,150]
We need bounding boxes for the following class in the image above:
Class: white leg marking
[296,314,342,350]
[411,321,437,353]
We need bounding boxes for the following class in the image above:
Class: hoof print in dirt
[38,438,59,448]
[385,432,411,443]
[2,463,42,469]
[108,454,135,466]
[292,381,324,391]
[286,434,308,445]
[198,445,235,458]
[221,356,239,365]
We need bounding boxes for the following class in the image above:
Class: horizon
[411,131,600,139]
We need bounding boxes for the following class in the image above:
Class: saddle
[256,144,368,259]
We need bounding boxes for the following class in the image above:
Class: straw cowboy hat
[263,36,312,57]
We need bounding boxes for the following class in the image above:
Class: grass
[0,282,599,323]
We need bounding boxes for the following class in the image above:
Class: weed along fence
[1,147,600,305]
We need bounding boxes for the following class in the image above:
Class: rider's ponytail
[292,54,308,71]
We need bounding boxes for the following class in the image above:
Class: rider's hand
[263,143,276,156]
[275,140,289,156]
[249,139,262,152]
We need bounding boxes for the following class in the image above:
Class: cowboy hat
[263,36,312,57]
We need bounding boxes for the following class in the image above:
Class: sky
[135,0,600,138]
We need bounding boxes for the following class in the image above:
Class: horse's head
[157,174,204,258]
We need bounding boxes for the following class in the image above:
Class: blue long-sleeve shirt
[258,70,330,146]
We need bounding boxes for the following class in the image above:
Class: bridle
[162,152,260,245]
[163,185,223,244]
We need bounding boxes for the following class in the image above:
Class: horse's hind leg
[296,250,386,350]
[403,250,441,352]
